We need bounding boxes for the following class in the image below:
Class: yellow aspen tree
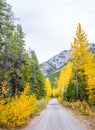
[84,52,95,104]
[57,62,72,98]
[45,78,52,97]
[54,77,60,97]
[70,23,89,99]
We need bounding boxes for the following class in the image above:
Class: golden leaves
[0,85,38,128]
[45,78,52,97]
[54,62,72,98]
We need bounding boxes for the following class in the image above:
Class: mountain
[89,43,95,54]
[40,43,95,75]
[40,50,70,75]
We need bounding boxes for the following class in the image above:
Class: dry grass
[61,100,95,129]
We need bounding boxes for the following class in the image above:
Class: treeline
[0,0,46,99]
[53,23,95,105]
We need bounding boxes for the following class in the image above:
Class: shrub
[0,85,38,128]
[71,100,92,116]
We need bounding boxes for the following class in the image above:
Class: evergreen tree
[9,25,26,95]
[30,50,46,99]
[65,73,76,101]
[0,0,46,99]
[0,0,14,94]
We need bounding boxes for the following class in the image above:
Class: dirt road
[22,99,91,130]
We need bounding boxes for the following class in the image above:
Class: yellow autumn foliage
[1,80,9,97]
[55,62,72,98]
[0,85,39,128]
[1,80,7,94]
[45,78,52,97]
[84,52,95,105]
[57,96,62,102]
[71,100,92,116]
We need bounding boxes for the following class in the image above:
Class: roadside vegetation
[0,83,48,129]
[53,23,95,110]
[0,0,95,129]
[0,0,48,129]
[47,23,95,128]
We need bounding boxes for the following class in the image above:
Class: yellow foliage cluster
[71,23,88,71]
[87,77,95,104]
[45,78,52,97]
[54,62,72,98]
[1,80,7,94]
[84,53,95,105]
[0,85,39,128]
[62,100,92,116]
[72,100,92,116]
[53,87,60,97]
[57,96,62,102]
[1,80,9,97]
[70,23,95,104]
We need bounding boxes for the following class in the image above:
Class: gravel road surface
[22,99,90,130]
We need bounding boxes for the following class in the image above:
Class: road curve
[23,99,90,130]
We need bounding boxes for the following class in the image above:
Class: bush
[71,100,92,116]
[0,85,39,128]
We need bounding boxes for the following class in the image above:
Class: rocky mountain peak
[40,43,95,75]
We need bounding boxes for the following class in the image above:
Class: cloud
[7,0,95,63]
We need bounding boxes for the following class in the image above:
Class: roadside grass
[60,100,95,129]
[60,100,93,116]
[30,98,49,117]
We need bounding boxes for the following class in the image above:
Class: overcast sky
[7,0,95,63]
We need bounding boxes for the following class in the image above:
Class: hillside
[40,50,70,75]
[40,43,95,75]
[46,66,63,87]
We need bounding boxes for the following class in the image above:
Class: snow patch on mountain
[40,43,95,75]
[48,50,70,69]
[40,50,70,75]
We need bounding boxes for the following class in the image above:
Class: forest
[0,0,95,129]
[0,0,47,128]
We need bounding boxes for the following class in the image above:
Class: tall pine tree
[30,50,46,99]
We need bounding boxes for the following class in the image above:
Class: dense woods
[0,0,45,98]
[0,0,95,129]
[0,0,46,128]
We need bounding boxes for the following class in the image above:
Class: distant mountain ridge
[40,43,95,75]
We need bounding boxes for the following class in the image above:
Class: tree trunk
[4,43,9,71]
